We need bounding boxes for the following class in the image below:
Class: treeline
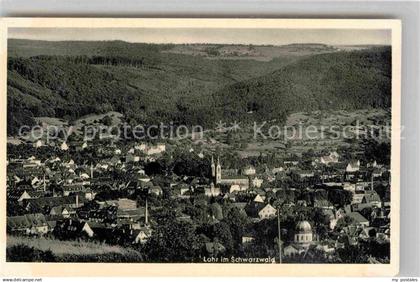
[212,47,392,123]
[11,55,163,70]
[7,56,144,134]
[7,47,392,135]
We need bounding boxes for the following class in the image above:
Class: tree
[222,206,250,248]
[327,189,353,207]
[7,244,56,262]
[212,222,234,253]
[144,217,204,262]
[101,115,113,126]
[335,215,357,230]
[337,244,368,263]
[360,207,374,222]
[210,202,223,220]
[254,218,278,246]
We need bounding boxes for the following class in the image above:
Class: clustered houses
[7,136,390,261]
[7,140,157,246]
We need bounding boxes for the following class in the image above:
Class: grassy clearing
[7,236,143,262]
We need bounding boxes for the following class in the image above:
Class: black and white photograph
[1,19,401,274]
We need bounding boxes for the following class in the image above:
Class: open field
[189,108,391,158]
[163,43,339,61]
[7,236,143,262]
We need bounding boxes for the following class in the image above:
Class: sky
[8,28,391,46]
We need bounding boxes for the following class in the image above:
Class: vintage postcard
[0,18,401,276]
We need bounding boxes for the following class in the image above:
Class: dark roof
[7,213,47,230]
[348,212,369,224]
[8,189,45,200]
[314,199,333,208]
[25,195,87,211]
[62,184,85,192]
[231,202,247,210]
[363,192,381,203]
[117,208,146,219]
[55,219,88,234]
[131,227,152,237]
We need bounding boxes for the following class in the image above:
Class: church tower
[216,156,222,184]
[211,155,222,185]
[211,156,216,178]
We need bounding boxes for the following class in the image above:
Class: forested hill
[210,47,391,123]
[7,39,391,135]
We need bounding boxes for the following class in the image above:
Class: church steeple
[211,155,222,185]
[90,163,94,179]
[211,156,216,178]
[216,156,221,184]
[145,198,149,226]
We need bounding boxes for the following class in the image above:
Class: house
[81,141,88,150]
[346,160,360,172]
[178,185,191,196]
[352,194,365,205]
[54,219,94,238]
[252,177,264,188]
[79,173,90,180]
[24,195,86,213]
[138,175,151,183]
[117,208,146,222]
[242,166,256,176]
[358,227,377,239]
[135,143,166,156]
[33,139,44,148]
[16,190,45,202]
[45,215,60,231]
[347,212,370,227]
[284,159,299,166]
[253,194,265,203]
[204,185,222,197]
[296,200,307,207]
[31,176,41,186]
[320,152,339,165]
[60,142,69,151]
[85,205,118,223]
[242,234,256,244]
[355,182,369,193]
[372,167,384,178]
[362,191,382,208]
[258,204,277,220]
[126,153,140,163]
[229,184,247,193]
[62,184,85,196]
[116,198,137,210]
[23,156,42,168]
[321,209,336,224]
[314,199,334,210]
[271,167,284,174]
[149,186,163,196]
[296,170,315,178]
[7,213,48,235]
[205,242,226,256]
[315,242,336,254]
[49,206,75,218]
[132,227,152,244]
[283,244,306,256]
